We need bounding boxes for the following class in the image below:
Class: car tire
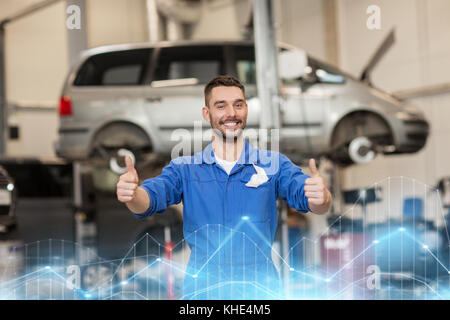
[348,136,376,164]
[90,122,152,166]
[329,111,392,166]
[109,148,136,174]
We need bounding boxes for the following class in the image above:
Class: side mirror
[278,49,308,80]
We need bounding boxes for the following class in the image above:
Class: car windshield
[233,45,346,86]
[306,58,346,84]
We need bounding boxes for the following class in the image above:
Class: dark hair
[204,75,245,106]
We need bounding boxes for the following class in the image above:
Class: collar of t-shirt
[214,153,238,175]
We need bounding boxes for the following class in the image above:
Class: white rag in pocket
[245,164,269,188]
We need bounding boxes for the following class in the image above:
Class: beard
[209,114,246,142]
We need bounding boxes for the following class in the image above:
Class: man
[116,75,332,299]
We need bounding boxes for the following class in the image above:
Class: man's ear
[202,106,211,123]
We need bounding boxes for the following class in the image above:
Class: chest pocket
[239,164,274,188]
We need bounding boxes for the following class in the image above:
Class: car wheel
[109,148,136,174]
[348,136,376,164]
[329,111,393,166]
[89,122,152,166]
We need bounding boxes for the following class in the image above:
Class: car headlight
[404,106,425,118]
[396,111,413,121]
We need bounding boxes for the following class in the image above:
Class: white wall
[2,0,68,158]
[190,0,245,40]
[8,108,59,158]
[3,1,68,103]
[275,0,328,61]
[86,0,148,48]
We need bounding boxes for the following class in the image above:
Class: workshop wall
[2,0,67,158]
[190,0,246,40]
[275,0,329,62]
[7,108,58,158]
[3,1,67,103]
[86,0,148,48]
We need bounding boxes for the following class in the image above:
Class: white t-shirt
[215,154,238,175]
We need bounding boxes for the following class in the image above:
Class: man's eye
[235,104,243,108]
[217,105,225,109]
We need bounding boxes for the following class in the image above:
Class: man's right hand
[117,156,139,203]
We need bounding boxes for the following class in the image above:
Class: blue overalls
[137,141,310,299]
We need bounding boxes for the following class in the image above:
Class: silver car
[55,40,429,167]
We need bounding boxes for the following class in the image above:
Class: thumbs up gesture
[116,156,139,203]
[304,159,330,210]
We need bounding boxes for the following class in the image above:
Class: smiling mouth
[221,121,241,129]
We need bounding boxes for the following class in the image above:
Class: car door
[69,48,152,131]
[280,81,326,157]
[281,57,346,157]
[142,44,227,156]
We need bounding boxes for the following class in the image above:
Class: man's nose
[225,105,236,118]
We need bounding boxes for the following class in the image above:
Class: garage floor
[0,194,179,259]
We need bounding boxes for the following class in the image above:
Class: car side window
[152,46,225,85]
[73,49,152,86]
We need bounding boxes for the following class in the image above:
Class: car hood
[344,78,426,120]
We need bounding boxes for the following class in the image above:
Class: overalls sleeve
[276,153,311,213]
[134,160,183,218]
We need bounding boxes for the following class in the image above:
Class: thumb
[308,158,319,177]
[125,156,135,173]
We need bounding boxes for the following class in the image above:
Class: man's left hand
[304,159,331,214]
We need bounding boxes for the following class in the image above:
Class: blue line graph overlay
[0,176,449,300]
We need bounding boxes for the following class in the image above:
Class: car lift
[72,162,98,266]
[252,0,294,290]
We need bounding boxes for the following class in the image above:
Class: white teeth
[224,122,237,127]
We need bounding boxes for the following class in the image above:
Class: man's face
[202,86,248,141]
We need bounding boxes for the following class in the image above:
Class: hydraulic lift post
[252,0,291,294]
[0,22,7,156]
[73,162,98,266]
[253,0,280,131]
